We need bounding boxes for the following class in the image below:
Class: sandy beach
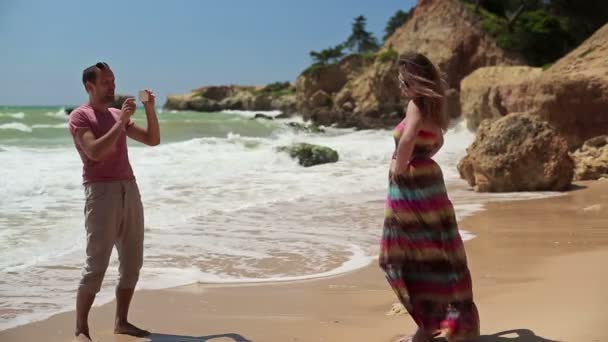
[2,0,608,341]
[0,180,606,342]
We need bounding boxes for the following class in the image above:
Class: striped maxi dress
[379,120,480,340]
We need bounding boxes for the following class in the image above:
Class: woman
[379,53,480,342]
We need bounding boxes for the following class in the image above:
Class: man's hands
[120,98,137,125]
[141,89,156,108]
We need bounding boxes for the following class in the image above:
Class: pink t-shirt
[68,104,135,184]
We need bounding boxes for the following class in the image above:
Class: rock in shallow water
[276,143,339,167]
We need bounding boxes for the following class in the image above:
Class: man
[68,62,160,341]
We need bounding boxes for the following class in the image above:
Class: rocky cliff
[164,84,297,114]
[461,23,608,149]
[296,0,524,128]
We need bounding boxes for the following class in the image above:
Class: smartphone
[138,90,149,103]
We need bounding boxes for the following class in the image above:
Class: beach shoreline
[1,180,606,342]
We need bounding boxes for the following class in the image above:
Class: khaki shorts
[79,180,144,294]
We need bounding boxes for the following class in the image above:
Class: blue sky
[0,0,415,106]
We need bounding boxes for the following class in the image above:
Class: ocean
[0,106,556,330]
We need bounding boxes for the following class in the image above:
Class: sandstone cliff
[296,0,524,128]
[461,23,608,149]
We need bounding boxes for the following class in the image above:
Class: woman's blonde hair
[397,52,449,130]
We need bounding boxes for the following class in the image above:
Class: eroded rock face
[385,0,524,89]
[572,136,608,181]
[460,66,543,131]
[295,0,523,129]
[461,23,608,149]
[458,114,574,192]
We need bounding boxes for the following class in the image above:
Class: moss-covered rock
[277,143,339,167]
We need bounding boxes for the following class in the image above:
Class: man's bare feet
[75,324,91,342]
[74,333,93,342]
[114,321,150,337]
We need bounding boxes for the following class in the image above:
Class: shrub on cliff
[464,0,608,66]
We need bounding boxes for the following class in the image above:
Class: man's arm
[71,99,136,161]
[126,89,160,146]
[74,122,126,161]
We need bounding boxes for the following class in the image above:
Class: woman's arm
[392,101,423,176]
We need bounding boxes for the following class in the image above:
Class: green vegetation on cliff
[307,14,381,68]
[464,0,608,66]
[303,11,404,76]
[344,15,380,54]
[378,46,398,63]
[256,82,295,98]
[309,44,346,66]
[383,9,412,41]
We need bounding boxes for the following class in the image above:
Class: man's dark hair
[82,62,110,85]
